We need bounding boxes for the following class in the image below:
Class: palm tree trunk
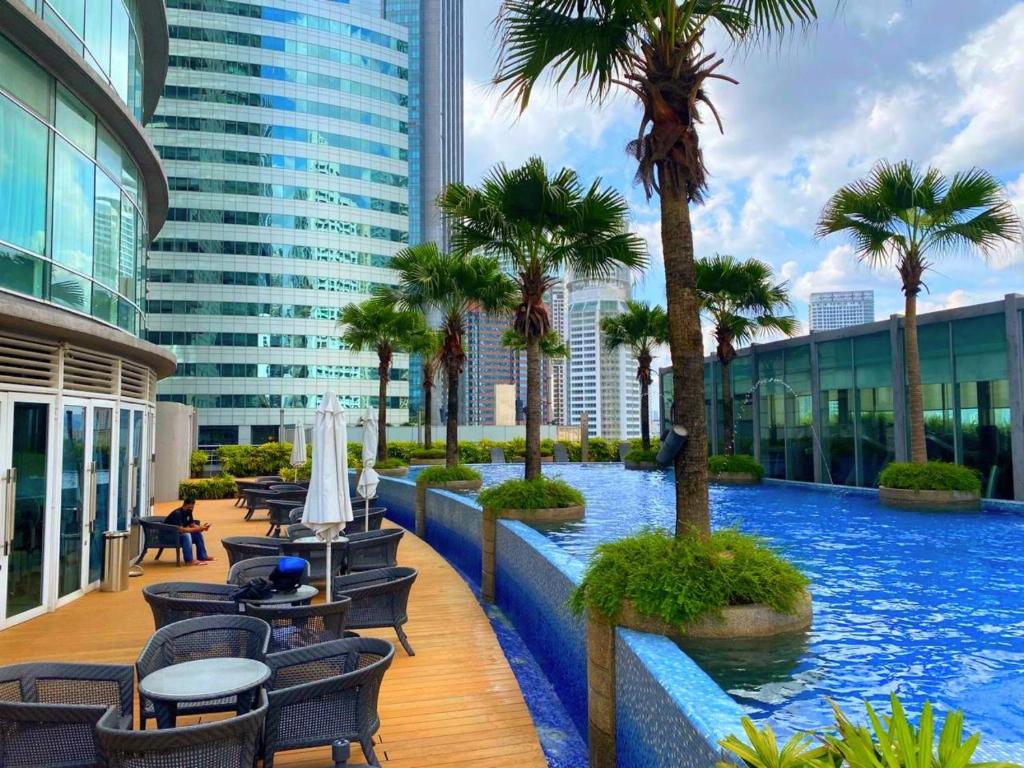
[445,355,460,468]
[904,292,927,464]
[721,358,734,456]
[524,333,542,480]
[661,184,710,538]
[423,366,432,449]
[639,374,651,452]
[377,358,389,462]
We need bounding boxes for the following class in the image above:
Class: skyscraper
[568,269,640,439]
[809,290,875,332]
[548,278,569,425]
[146,0,461,444]
[462,309,512,425]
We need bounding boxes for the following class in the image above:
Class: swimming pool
[461,464,1024,759]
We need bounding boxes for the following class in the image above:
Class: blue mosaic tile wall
[376,476,416,531]
[616,628,744,768]
[495,520,589,740]
[423,490,482,586]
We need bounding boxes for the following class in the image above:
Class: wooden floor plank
[0,496,548,767]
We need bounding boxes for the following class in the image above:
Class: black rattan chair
[262,638,394,768]
[0,662,134,767]
[255,476,284,484]
[288,507,305,524]
[268,484,305,493]
[137,516,185,566]
[242,489,278,521]
[221,536,282,566]
[280,538,348,582]
[267,499,303,537]
[246,598,353,653]
[346,529,402,573]
[234,480,264,507]
[286,523,314,540]
[136,615,270,730]
[344,508,386,535]
[142,582,241,629]
[98,690,267,767]
[332,567,417,656]
[227,556,310,586]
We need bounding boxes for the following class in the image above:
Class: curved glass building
[147,0,413,444]
[0,0,173,625]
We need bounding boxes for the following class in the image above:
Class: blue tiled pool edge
[376,476,744,767]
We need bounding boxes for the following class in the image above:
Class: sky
[461,0,1024,356]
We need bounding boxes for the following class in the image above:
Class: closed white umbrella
[302,393,353,601]
[356,407,380,531]
[290,422,307,467]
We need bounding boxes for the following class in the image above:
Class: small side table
[242,584,319,606]
[139,657,270,729]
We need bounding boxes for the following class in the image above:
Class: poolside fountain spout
[656,425,688,466]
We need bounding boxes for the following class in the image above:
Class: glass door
[115,406,146,531]
[57,403,86,598]
[0,395,54,625]
[87,406,113,585]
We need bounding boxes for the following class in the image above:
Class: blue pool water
[465,464,1024,759]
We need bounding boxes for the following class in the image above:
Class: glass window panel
[92,282,117,324]
[0,35,53,118]
[128,26,142,120]
[58,404,86,597]
[83,0,112,77]
[8,402,50,618]
[52,137,95,274]
[55,87,95,156]
[0,245,46,297]
[818,339,856,486]
[0,96,49,254]
[117,297,135,333]
[953,315,1007,382]
[95,125,122,181]
[93,171,120,288]
[43,1,84,51]
[120,157,138,202]
[757,351,786,478]
[51,266,91,313]
[109,1,129,104]
[119,198,136,297]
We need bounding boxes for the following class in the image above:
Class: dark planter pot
[710,471,762,485]
[879,486,980,510]
[414,477,483,537]
[377,466,409,477]
[410,457,446,466]
[624,461,659,471]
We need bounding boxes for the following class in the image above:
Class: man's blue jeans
[179,531,209,563]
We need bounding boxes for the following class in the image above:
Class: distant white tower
[567,268,640,439]
[548,279,569,425]
[809,291,875,332]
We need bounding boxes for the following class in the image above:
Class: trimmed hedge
[415,465,482,486]
[571,528,809,626]
[410,447,447,460]
[708,454,765,479]
[178,474,238,501]
[190,450,209,478]
[218,442,294,476]
[375,457,408,470]
[879,461,981,493]
[478,478,584,512]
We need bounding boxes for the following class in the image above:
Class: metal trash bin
[101,531,131,592]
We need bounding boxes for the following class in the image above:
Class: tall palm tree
[817,160,1021,464]
[379,242,518,468]
[696,255,797,456]
[600,301,668,451]
[494,0,818,536]
[439,158,647,480]
[339,298,426,461]
[408,328,445,449]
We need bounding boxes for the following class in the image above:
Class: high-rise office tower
[462,309,512,425]
[809,290,874,332]
[568,268,640,439]
[146,0,461,444]
[548,278,569,425]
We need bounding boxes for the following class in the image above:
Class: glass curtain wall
[855,333,895,486]
[731,357,755,455]
[917,323,955,463]
[758,351,786,478]
[818,339,856,486]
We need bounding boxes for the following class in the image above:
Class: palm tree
[600,301,668,451]
[339,298,426,461]
[696,255,797,456]
[379,242,518,468]
[439,158,647,480]
[817,160,1021,464]
[494,0,818,536]
[408,328,444,449]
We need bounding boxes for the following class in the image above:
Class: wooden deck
[0,497,548,767]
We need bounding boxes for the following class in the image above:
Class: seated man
[164,498,215,566]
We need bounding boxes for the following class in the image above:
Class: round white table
[139,657,270,728]
[290,536,349,544]
[242,584,319,606]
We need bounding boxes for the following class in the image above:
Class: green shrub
[708,454,765,478]
[478,478,584,512]
[878,461,981,493]
[376,457,408,470]
[570,529,809,626]
[178,474,238,501]
[416,465,482,486]
[387,441,418,462]
[410,447,447,460]
[189,450,209,478]
[218,442,293,476]
[624,447,659,464]
[279,460,312,483]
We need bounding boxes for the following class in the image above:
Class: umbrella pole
[325,538,332,604]
[364,496,369,532]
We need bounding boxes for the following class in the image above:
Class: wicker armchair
[246,598,353,653]
[227,556,311,586]
[266,499,303,537]
[234,480,265,507]
[344,508,386,535]
[262,638,394,768]
[137,516,185,566]
[136,615,270,730]
[221,536,281,566]
[333,567,417,656]
[286,523,314,540]
[345,529,402,573]
[98,690,267,767]
[288,507,305,524]
[242,489,278,521]
[255,476,284,483]
[268,484,305,493]
[142,582,240,629]
[0,662,134,768]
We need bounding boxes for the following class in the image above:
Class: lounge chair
[333,567,417,656]
[246,598,353,653]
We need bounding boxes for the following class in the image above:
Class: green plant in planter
[376,457,408,470]
[709,454,765,478]
[189,450,208,478]
[410,447,448,460]
[624,447,659,465]
[478,478,584,512]
[178,474,238,501]
[570,529,808,626]
[879,461,981,493]
[415,465,482,486]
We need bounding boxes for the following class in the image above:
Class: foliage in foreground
[570,529,808,626]
[719,693,1017,768]
[879,461,981,493]
[415,465,482,486]
[178,474,238,501]
[709,454,765,479]
[477,478,584,512]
